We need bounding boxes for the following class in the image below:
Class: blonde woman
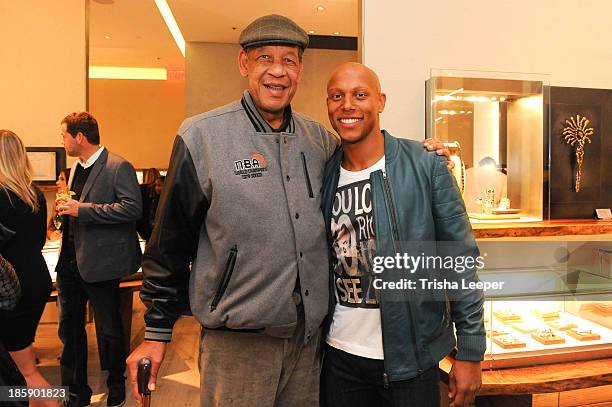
[0,130,55,407]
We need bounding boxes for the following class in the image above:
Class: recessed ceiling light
[317,5,325,11]
[308,30,315,34]
[104,35,112,40]
[333,32,340,35]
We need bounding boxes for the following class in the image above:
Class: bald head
[326,62,386,147]
[327,62,382,95]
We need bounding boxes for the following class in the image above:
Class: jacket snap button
[295,213,299,219]
[283,137,288,144]
[304,290,309,296]
[286,175,290,181]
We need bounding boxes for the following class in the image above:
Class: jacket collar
[327,129,398,171]
[240,90,295,133]
[78,146,105,169]
[382,130,399,165]
[68,148,109,202]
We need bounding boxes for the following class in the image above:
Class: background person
[0,129,55,407]
[47,168,71,241]
[56,112,142,407]
[0,231,27,407]
[136,172,163,241]
[141,168,160,186]
[146,175,164,235]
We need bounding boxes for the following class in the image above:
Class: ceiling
[89,0,358,72]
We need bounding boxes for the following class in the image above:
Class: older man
[127,15,450,407]
[127,15,334,407]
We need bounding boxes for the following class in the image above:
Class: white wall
[89,78,184,169]
[362,0,612,139]
[0,1,87,220]
[0,1,87,147]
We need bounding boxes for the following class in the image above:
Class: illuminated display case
[479,256,611,369]
[425,69,550,222]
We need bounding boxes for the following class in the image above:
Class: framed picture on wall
[26,147,66,185]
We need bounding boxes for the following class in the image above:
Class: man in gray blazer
[56,111,142,407]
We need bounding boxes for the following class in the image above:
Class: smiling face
[326,63,386,145]
[238,45,303,126]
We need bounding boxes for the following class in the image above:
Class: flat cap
[239,14,309,50]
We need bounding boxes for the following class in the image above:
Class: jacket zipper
[210,245,237,312]
[382,172,401,246]
[375,282,391,389]
[381,172,423,375]
[372,172,391,389]
[301,152,314,198]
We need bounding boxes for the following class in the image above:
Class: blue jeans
[321,345,440,407]
[56,257,125,401]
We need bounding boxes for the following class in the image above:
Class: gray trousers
[198,305,322,407]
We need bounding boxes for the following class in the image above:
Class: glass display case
[425,69,550,222]
[479,265,611,369]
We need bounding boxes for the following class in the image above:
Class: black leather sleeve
[141,136,209,342]
[431,155,486,361]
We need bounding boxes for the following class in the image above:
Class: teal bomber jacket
[321,130,486,382]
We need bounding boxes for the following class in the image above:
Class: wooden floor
[34,294,201,406]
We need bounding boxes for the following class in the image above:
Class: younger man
[320,63,485,407]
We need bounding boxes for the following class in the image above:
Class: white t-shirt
[326,156,385,359]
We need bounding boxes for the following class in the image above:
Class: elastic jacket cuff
[455,334,486,361]
[144,326,173,342]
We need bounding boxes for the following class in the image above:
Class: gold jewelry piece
[562,114,594,192]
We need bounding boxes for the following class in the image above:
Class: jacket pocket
[210,245,237,312]
[301,152,314,198]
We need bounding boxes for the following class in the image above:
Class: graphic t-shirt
[326,156,385,359]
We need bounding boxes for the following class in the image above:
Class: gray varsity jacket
[141,91,338,343]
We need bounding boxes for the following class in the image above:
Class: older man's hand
[422,138,454,171]
[127,340,167,403]
[449,360,482,407]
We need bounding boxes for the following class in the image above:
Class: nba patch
[233,152,269,179]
